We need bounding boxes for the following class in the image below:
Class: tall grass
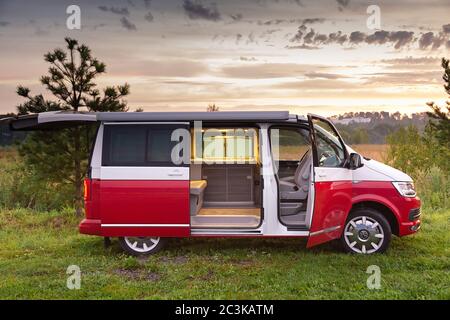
[413,166,449,210]
[0,147,73,211]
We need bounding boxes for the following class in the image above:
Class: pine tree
[16,38,130,215]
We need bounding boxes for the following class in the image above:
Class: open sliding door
[306,114,353,248]
[96,122,191,237]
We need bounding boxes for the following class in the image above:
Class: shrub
[0,147,73,210]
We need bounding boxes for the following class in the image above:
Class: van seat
[190,180,207,215]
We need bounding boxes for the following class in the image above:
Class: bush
[0,147,73,210]
[386,125,450,210]
[414,166,450,210]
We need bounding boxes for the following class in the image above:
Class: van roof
[4,111,305,131]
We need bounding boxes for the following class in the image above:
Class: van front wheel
[340,209,391,254]
[119,237,166,256]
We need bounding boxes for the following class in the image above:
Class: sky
[0,0,449,116]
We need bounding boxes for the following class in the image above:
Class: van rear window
[102,124,189,167]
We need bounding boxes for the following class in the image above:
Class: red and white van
[8,111,422,255]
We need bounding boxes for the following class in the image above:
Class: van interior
[189,127,262,228]
[189,125,312,229]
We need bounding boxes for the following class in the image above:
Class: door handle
[168,170,184,177]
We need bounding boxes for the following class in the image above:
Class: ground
[0,208,448,299]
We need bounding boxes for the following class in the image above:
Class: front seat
[279,151,312,200]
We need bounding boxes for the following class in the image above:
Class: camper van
[7,111,422,255]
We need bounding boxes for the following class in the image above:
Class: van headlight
[392,182,416,197]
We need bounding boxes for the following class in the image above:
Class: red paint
[306,180,421,248]
[306,181,353,247]
[79,219,101,235]
[351,181,421,236]
[79,180,190,237]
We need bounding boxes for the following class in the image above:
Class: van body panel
[98,180,190,236]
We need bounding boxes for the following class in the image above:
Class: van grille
[409,208,421,221]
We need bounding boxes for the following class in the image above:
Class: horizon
[0,0,449,116]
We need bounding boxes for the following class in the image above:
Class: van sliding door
[97,122,191,237]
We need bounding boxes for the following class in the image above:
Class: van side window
[270,127,310,161]
[311,119,345,167]
[102,124,188,167]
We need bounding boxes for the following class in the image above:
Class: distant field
[277,144,388,163]
[351,144,388,162]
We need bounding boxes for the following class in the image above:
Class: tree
[207,104,219,112]
[16,38,130,215]
[426,58,450,149]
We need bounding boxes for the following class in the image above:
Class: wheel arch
[350,201,400,236]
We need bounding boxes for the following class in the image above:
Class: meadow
[0,145,448,299]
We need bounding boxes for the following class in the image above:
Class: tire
[340,209,391,254]
[119,237,166,256]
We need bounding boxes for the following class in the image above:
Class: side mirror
[349,153,363,170]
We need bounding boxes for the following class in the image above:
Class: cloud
[98,6,130,16]
[0,21,10,27]
[240,56,257,62]
[144,12,154,22]
[109,59,209,77]
[443,24,450,34]
[336,0,350,11]
[219,63,330,79]
[182,0,221,21]
[235,33,243,44]
[304,72,349,79]
[257,18,325,26]
[289,24,449,50]
[229,14,243,22]
[143,0,152,9]
[120,17,137,31]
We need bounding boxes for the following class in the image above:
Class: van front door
[306,115,352,247]
[97,122,191,237]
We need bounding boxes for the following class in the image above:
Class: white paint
[99,166,189,180]
[38,111,97,124]
[102,224,189,227]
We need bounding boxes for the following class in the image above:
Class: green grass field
[0,208,448,299]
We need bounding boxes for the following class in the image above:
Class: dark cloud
[144,11,154,22]
[182,0,221,21]
[289,24,449,50]
[98,6,130,16]
[442,24,450,34]
[120,17,137,31]
[235,33,243,44]
[349,31,366,44]
[258,18,325,26]
[336,0,350,11]
[388,31,414,49]
[143,0,152,9]
[0,21,10,27]
[229,14,243,22]
[419,32,434,49]
[286,44,320,50]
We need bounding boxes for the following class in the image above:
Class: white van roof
[4,111,303,131]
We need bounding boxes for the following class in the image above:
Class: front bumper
[397,196,422,236]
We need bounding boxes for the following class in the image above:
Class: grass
[0,208,448,299]
[351,144,388,162]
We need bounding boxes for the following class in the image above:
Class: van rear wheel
[340,209,391,254]
[119,237,166,256]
